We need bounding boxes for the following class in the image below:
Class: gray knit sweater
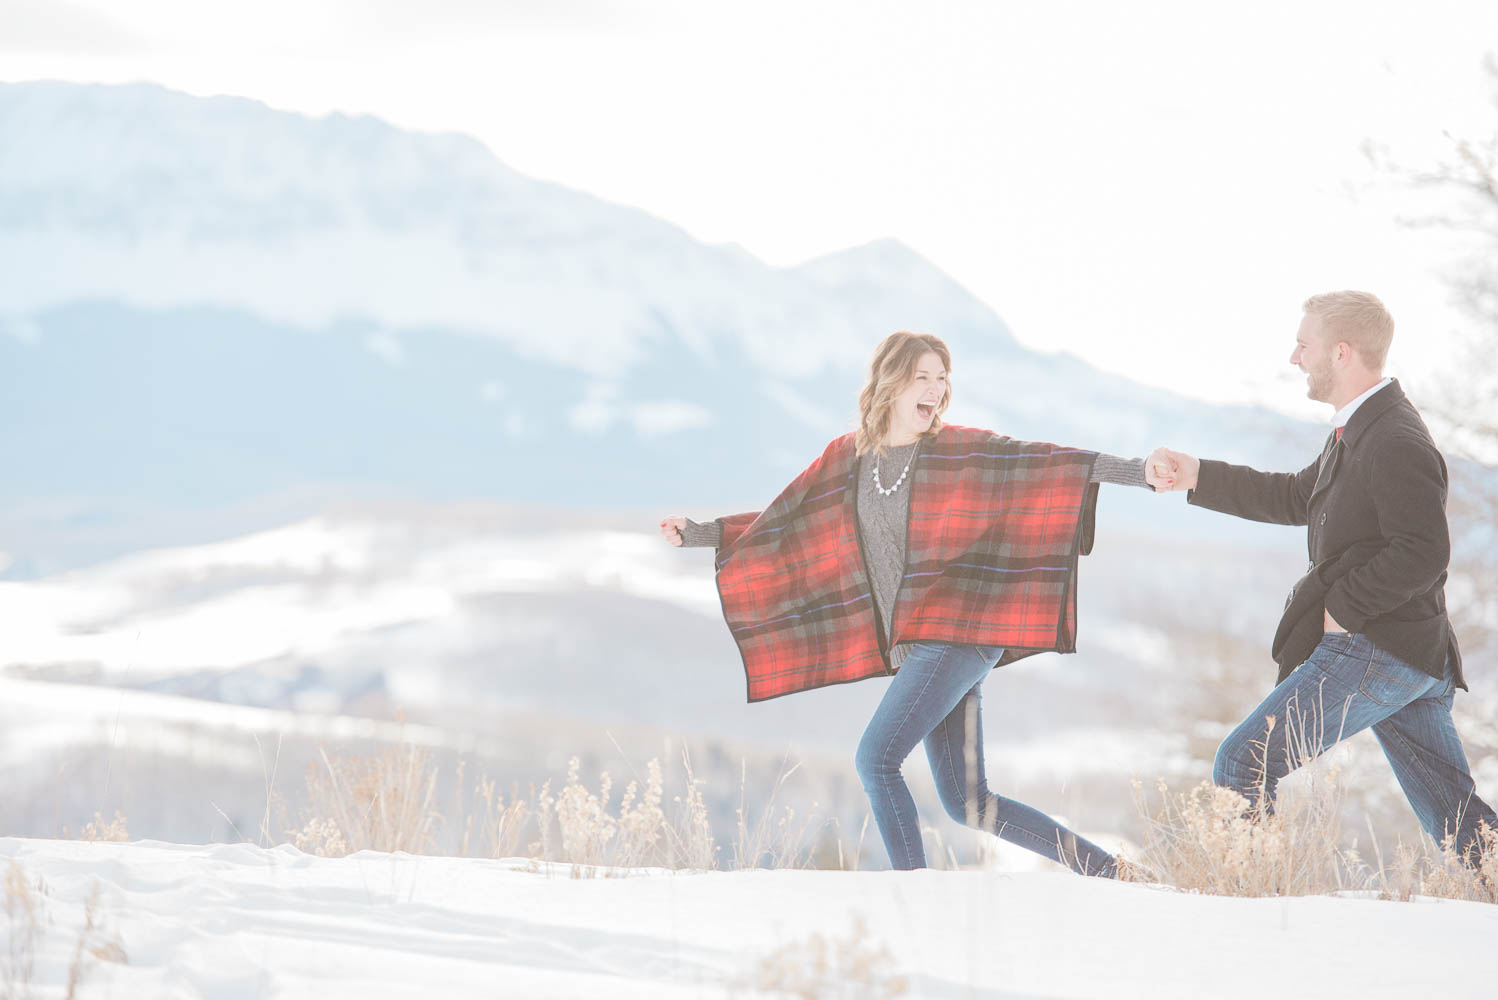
[680,447,1148,669]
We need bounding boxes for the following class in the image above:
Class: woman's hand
[659,515,687,546]
[1145,447,1199,492]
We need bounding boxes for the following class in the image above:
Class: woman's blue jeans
[854,642,1118,875]
[1215,631,1497,863]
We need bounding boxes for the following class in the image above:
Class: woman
[660,332,1153,874]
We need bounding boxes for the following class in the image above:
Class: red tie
[1334,426,1345,441]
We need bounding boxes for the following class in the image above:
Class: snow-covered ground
[0,514,719,680]
[3,837,1493,999]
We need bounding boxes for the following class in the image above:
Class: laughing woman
[661,331,1157,874]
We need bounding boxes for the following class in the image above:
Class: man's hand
[1324,608,1348,634]
[1146,447,1200,492]
[659,515,687,546]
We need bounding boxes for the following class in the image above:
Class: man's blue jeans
[1215,631,1497,861]
[855,642,1117,875]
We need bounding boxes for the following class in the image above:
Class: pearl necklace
[872,441,918,497]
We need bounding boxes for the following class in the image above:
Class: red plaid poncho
[714,425,1100,702]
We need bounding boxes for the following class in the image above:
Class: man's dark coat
[1187,380,1464,688]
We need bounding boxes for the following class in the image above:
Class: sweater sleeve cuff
[680,517,725,548]
[1089,454,1148,489]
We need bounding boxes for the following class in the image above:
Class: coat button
[1319,512,1326,525]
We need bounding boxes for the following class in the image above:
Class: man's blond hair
[1303,290,1394,372]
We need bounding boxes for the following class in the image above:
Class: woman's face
[886,350,948,445]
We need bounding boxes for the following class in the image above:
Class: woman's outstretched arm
[1091,453,1156,490]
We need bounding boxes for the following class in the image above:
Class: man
[1150,291,1495,863]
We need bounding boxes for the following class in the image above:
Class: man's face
[1289,312,1337,405]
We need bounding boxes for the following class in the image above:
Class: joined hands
[1145,447,1200,492]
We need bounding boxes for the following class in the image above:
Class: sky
[4,0,1497,420]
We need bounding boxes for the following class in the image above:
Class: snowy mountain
[0,80,1327,577]
[0,80,1014,376]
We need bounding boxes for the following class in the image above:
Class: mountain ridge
[0,80,1328,577]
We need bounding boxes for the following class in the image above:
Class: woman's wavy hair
[855,331,952,456]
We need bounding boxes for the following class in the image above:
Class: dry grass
[296,742,743,874]
[290,743,867,875]
[78,812,129,844]
[1421,823,1498,902]
[4,862,42,1000]
[1356,821,1498,904]
[733,758,832,871]
[64,884,128,1000]
[1131,703,1498,902]
[455,767,533,862]
[732,914,909,999]
[286,725,1495,892]
[1132,773,1354,896]
[527,750,722,875]
[290,816,349,858]
[3,862,126,1000]
[666,750,721,871]
[295,744,440,855]
[1133,703,1367,896]
[528,755,680,876]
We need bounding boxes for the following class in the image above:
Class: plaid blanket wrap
[714,425,1100,702]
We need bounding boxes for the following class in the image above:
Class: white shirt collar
[1332,377,1393,429]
